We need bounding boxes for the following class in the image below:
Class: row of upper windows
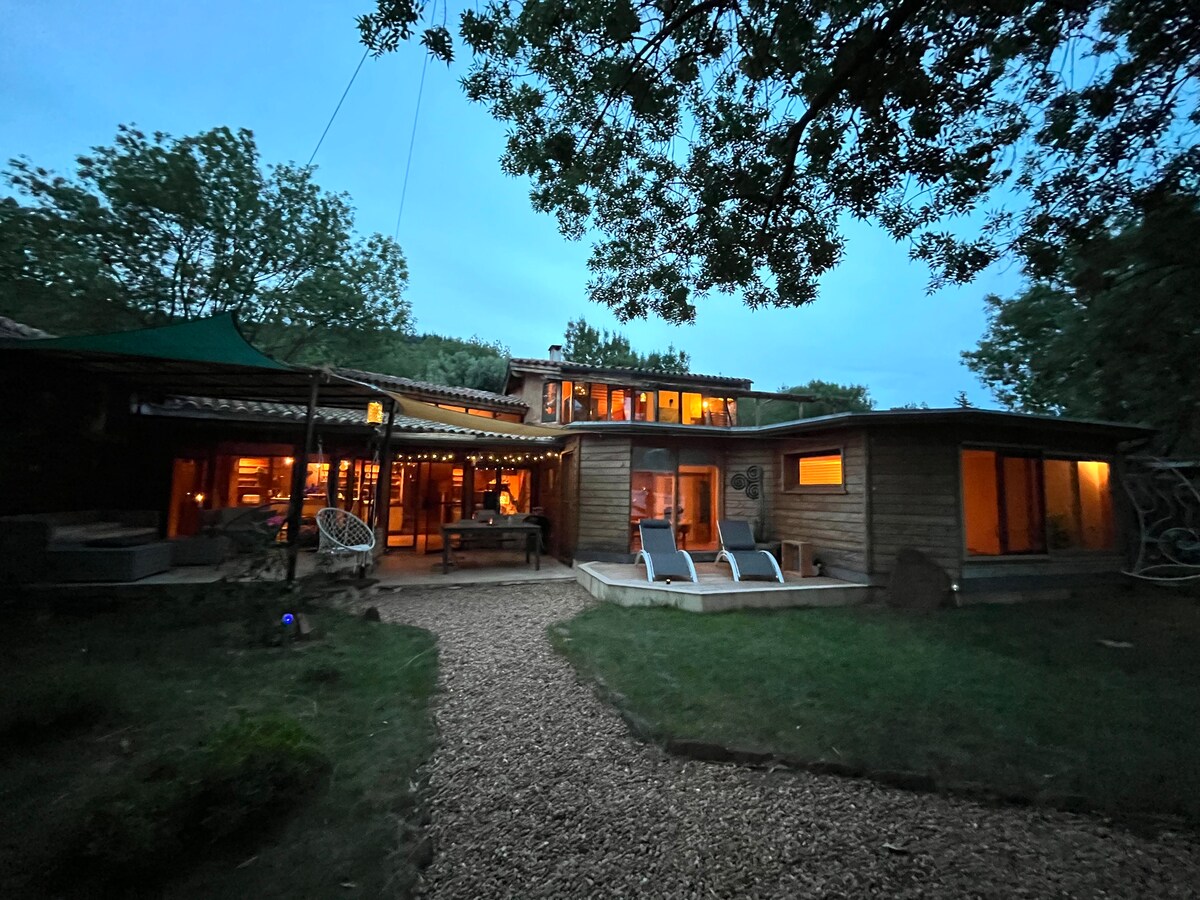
[541,381,739,426]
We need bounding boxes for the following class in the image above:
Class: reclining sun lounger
[635,519,698,583]
[716,519,784,582]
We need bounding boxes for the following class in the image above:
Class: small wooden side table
[780,540,816,577]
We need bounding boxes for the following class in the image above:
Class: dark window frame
[781,447,846,494]
[960,447,1117,559]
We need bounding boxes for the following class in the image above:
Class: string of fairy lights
[389,451,562,464]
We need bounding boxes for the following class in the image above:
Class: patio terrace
[576,561,874,612]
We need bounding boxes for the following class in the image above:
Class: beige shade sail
[381,390,566,438]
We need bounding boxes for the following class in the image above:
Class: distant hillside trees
[562,318,689,373]
[744,379,875,425]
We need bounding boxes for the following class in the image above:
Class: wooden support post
[286,376,320,585]
[327,454,340,508]
[374,399,395,553]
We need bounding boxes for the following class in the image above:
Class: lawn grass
[552,587,1200,821]
[0,584,437,898]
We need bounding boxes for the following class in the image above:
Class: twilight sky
[0,0,1022,408]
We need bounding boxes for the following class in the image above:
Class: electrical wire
[394,49,430,239]
[307,47,371,167]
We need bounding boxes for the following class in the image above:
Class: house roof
[567,407,1155,439]
[753,407,1156,437]
[334,366,526,410]
[142,395,560,443]
[507,357,753,390]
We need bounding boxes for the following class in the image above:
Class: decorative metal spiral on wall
[1122,457,1200,582]
[730,465,762,500]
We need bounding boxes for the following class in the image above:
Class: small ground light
[282,613,295,626]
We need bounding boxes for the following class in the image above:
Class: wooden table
[440,519,542,575]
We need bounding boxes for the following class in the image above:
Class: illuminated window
[542,382,560,422]
[561,381,574,423]
[657,391,680,423]
[633,390,655,421]
[799,453,843,486]
[610,388,630,421]
[1045,459,1115,551]
[705,397,736,426]
[961,451,1113,556]
[589,383,609,420]
[783,450,843,490]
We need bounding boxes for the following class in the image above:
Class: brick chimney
[548,344,564,362]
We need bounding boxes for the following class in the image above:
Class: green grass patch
[0,585,437,898]
[552,588,1200,821]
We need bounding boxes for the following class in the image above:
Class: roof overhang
[566,408,1156,440]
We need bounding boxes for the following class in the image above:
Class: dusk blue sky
[1,0,1023,408]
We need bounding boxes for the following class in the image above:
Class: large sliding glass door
[630,446,721,553]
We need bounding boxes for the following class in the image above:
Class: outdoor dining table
[440,517,542,575]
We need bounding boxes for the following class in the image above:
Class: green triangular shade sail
[0,313,291,370]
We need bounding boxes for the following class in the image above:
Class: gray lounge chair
[716,520,784,582]
[635,519,698,583]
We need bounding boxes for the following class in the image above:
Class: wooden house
[506,354,1152,596]
[0,319,1152,594]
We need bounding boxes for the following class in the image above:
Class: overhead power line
[394,50,430,239]
[307,47,370,168]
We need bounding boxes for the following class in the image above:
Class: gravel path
[376,582,1200,899]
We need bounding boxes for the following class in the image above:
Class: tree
[963,195,1200,452]
[954,391,973,409]
[421,348,509,393]
[0,125,413,362]
[359,1,1199,323]
[562,317,689,372]
[748,378,874,425]
[345,333,511,393]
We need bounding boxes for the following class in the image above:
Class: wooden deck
[576,561,874,612]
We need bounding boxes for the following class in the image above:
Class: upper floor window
[541,382,560,423]
[543,380,738,426]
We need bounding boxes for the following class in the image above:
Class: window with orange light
[783,450,844,490]
[1044,459,1115,551]
[961,450,1114,556]
[633,390,655,421]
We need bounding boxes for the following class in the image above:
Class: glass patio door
[629,447,721,552]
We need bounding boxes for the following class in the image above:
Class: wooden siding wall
[773,432,868,580]
[724,443,775,538]
[575,436,632,556]
[867,429,962,582]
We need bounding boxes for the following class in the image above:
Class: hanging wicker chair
[315,507,376,573]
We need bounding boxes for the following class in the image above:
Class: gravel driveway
[377,582,1200,898]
